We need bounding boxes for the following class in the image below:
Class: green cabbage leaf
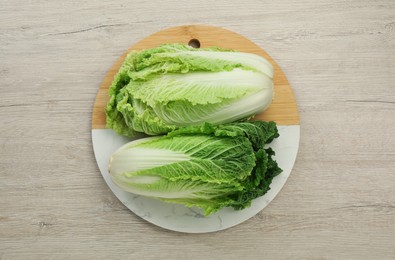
[109,121,281,216]
[106,44,274,136]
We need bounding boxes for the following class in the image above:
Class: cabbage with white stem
[106,44,274,136]
[108,121,282,216]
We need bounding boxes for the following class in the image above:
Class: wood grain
[92,25,299,129]
[1,0,394,259]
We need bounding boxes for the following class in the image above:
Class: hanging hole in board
[188,39,200,48]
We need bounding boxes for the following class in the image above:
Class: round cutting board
[92,25,300,233]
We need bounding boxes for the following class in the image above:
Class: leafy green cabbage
[106,44,274,136]
[109,121,281,215]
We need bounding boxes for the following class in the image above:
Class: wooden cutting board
[92,25,299,129]
[91,25,300,232]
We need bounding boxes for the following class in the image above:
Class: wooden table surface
[1,0,394,259]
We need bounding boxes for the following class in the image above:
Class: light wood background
[1,0,394,259]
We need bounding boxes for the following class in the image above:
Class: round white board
[92,125,299,233]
